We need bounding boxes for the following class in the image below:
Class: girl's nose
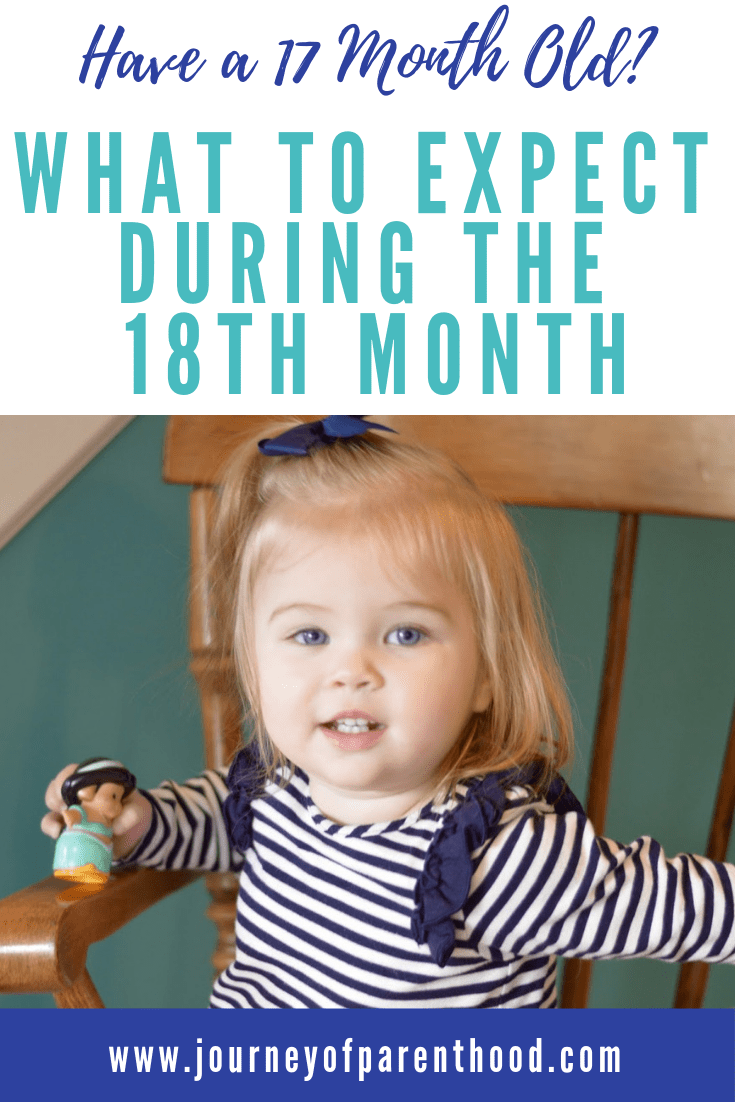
[330,647,384,691]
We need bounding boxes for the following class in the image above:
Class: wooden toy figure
[52,758,137,886]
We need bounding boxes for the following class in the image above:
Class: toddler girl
[42,416,735,1008]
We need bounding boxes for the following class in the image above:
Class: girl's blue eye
[293,629,328,646]
[387,626,424,646]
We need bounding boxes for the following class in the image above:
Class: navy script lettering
[525,18,659,89]
[79,24,206,89]
[338,8,510,96]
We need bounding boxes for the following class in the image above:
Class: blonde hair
[211,420,572,794]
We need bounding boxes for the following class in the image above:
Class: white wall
[0,416,133,550]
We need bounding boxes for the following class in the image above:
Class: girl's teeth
[331,719,378,733]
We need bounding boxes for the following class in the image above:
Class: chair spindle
[674,697,735,1007]
[561,512,640,1008]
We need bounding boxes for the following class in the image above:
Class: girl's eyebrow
[384,601,451,621]
[268,602,330,623]
[268,600,452,623]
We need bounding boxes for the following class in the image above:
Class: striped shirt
[127,767,735,1008]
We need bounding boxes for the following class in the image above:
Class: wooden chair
[1,415,733,1008]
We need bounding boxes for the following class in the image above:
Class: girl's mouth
[324,717,383,734]
[321,715,386,750]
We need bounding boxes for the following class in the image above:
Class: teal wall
[1,417,733,1008]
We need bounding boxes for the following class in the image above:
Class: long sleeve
[465,799,735,965]
[119,768,243,874]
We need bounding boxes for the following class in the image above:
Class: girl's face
[251,523,491,825]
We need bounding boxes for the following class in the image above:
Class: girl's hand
[41,763,78,840]
[41,763,153,859]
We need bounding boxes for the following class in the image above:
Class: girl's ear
[472,671,492,714]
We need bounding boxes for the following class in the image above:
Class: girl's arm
[118,770,243,874]
[466,797,735,965]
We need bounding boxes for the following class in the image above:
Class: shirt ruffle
[223,744,264,853]
[224,746,583,963]
[411,766,584,967]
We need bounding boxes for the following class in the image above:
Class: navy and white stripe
[126,770,735,1008]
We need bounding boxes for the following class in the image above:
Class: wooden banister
[0,868,200,1005]
[189,487,242,976]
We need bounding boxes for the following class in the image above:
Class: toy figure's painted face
[251,522,491,825]
[76,782,127,824]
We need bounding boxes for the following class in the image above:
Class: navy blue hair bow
[258,415,396,457]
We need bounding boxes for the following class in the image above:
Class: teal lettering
[591,313,624,393]
[464,222,498,303]
[360,314,405,393]
[427,313,460,395]
[197,132,231,214]
[121,222,154,303]
[518,223,551,303]
[463,132,501,214]
[88,132,121,213]
[142,132,180,213]
[673,132,707,213]
[537,312,572,393]
[623,132,655,214]
[482,313,517,394]
[380,221,412,304]
[323,223,358,302]
[217,312,252,394]
[574,222,602,303]
[272,314,306,394]
[279,132,314,213]
[232,223,266,303]
[575,132,603,214]
[14,132,67,213]
[176,222,209,304]
[418,132,445,213]
[332,132,364,214]
[521,133,555,214]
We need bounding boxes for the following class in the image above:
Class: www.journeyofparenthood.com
[108,1035,621,1080]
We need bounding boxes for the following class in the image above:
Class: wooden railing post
[189,488,243,978]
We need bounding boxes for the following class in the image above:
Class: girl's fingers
[40,810,65,840]
[113,790,152,858]
[44,763,79,813]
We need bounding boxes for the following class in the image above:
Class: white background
[0,415,130,548]
[2,1,732,413]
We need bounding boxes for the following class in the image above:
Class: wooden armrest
[0,867,201,996]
